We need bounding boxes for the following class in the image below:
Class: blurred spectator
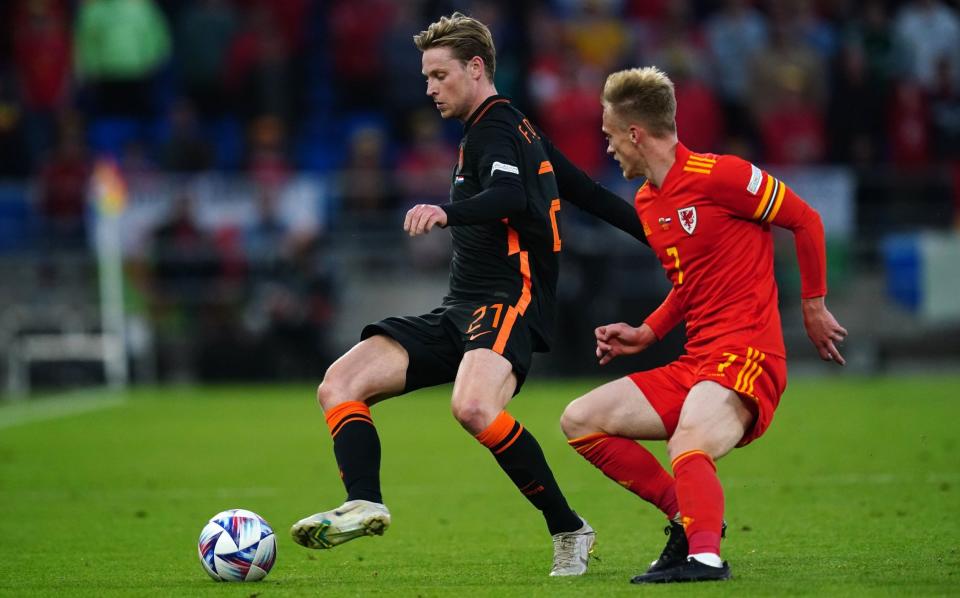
[791,0,839,62]
[146,191,223,380]
[748,6,825,120]
[892,0,960,92]
[469,1,525,100]
[382,2,429,139]
[705,0,768,140]
[396,109,455,209]
[11,0,72,165]
[327,0,395,110]
[827,40,885,165]
[931,56,960,160]
[35,112,90,247]
[565,0,630,72]
[175,0,237,119]
[635,0,704,68]
[338,125,397,218]
[242,182,330,378]
[0,72,31,179]
[160,99,214,173]
[527,6,566,109]
[119,138,160,188]
[758,87,826,165]
[246,114,291,187]
[224,5,293,122]
[646,1,722,152]
[74,0,172,118]
[537,52,605,176]
[149,192,221,299]
[396,109,456,269]
[887,79,930,167]
[673,65,724,155]
[857,0,897,84]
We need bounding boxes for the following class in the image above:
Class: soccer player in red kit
[559,67,848,583]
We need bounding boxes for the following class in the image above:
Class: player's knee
[560,399,594,439]
[450,398,497,435]
[316,368,354,411]
[667,425,715,462]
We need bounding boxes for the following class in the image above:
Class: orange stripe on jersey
[764,180,787,223]
[538,161,553,174]
[505,221,520,255]
[472,98,509,125]
[684,153,715,175]
[752,175,776,220]
[516,251,532,314]
[493,225,532,355]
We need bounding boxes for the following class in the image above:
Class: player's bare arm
[595,322,658,365]
[403,203,448,236]
[801,296,847,365]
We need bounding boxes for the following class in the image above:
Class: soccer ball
[198,508,277,581]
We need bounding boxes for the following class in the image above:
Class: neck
[461,83,499,123]
[645,137,679,188]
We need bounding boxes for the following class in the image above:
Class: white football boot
[290,499,391,549]
[549,517,596,576]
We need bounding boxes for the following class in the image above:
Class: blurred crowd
[1,0,959,382]
[0,0,958,233]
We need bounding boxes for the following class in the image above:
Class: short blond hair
[602,67,677,137]
[414,12,496,82]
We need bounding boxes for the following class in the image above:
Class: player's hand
[802,297,847,366]
[403,204,448,236]
[595,322,657,365]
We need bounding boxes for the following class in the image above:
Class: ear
[469,56,485,80]
[628,125,640,145]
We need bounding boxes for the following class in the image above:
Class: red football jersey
[636,143,827,358]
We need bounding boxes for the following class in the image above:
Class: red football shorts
[628,347,787,447]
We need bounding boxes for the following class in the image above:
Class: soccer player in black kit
[291,12,646,576]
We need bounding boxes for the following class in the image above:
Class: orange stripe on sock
[325,401,372,437]
[494,424,524,454]
[568,432,610,455]
[475,411,519,451]
[670,449,714,472]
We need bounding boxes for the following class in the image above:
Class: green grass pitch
[1,376,958,596]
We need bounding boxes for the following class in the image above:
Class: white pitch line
[0,390,126,430]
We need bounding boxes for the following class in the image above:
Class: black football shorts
[361,299,536,394]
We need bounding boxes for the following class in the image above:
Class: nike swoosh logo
[469,331,493,340]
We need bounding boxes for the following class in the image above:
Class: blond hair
[602,67,677,137]
[414,12,496,82]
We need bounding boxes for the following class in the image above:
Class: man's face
[602,104,645,180]
[422,47,475,121]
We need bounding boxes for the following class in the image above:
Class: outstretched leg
[291,335,408,549]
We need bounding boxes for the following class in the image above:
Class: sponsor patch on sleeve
[747,163,763,195]
[491,161,520,176]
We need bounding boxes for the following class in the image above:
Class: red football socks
[569,433,678,519]
[672,450,724,556]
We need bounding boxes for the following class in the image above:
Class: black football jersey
[443,96,564,351]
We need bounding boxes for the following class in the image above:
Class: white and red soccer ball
[198,509,276,581]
